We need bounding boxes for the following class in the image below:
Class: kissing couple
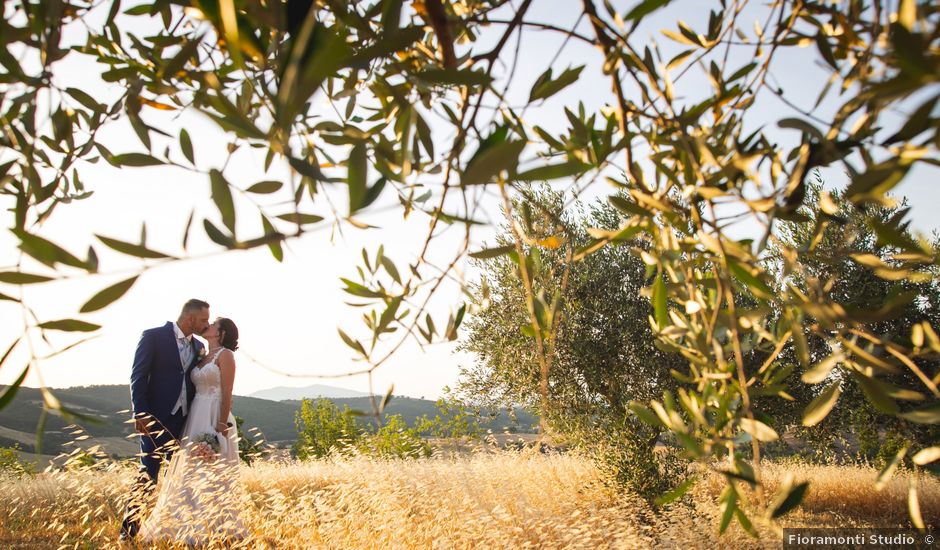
[120,299,249,545]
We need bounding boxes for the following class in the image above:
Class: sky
[2,1,939,401]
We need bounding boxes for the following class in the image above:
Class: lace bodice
[190,349,224,397]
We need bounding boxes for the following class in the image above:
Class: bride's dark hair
[216,317,239,351]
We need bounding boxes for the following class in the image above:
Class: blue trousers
[121,410,185,537]
[139,410,186,481]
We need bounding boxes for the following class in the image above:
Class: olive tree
[765,178,940,463]
[459,188,688,497]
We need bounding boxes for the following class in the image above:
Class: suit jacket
[130,322,203,423]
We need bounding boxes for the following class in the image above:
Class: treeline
[0,385,539,457]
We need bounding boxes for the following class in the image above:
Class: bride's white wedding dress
[140,348,248,544]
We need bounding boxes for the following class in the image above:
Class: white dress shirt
[170,322,193,416]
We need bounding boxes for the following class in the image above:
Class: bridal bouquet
[191,432,221,462]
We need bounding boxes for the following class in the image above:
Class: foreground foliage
[2,0,939,532]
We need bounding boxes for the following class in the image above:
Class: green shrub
[415,397,485,440]
[236,415,269,465]
[357,415,431,459]
[556,413,689,501]
[293,398,361,460]
[0,444,34,478]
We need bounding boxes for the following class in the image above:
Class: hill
[249,384,372,401]
[0,385,538,456]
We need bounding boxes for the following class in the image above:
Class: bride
[139,317,249,544]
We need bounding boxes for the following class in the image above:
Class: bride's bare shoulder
[217,348,236,367]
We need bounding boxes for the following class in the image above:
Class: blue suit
[122,321,203,537]
[130,321,203,480]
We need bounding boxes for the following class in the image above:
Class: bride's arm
[216,350,236,436]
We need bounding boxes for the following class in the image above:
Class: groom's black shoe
[121,467,156,542]
[119,517,138,541]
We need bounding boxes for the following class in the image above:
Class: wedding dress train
[139,348,248,544]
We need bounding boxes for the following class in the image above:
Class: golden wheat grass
[697,460,940,527]
[1,450,935,549]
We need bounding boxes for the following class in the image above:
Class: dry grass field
[0,449,937,549]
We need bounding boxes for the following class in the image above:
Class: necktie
[172,337,192,416]
[178,337,192,370]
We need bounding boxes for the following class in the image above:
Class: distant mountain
[0,385,539,457]
[249,384,372,401]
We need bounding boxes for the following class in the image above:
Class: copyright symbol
[926,534,935,545]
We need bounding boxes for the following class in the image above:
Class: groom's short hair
[181,299,209,314]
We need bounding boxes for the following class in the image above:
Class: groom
[119,299,210,540]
